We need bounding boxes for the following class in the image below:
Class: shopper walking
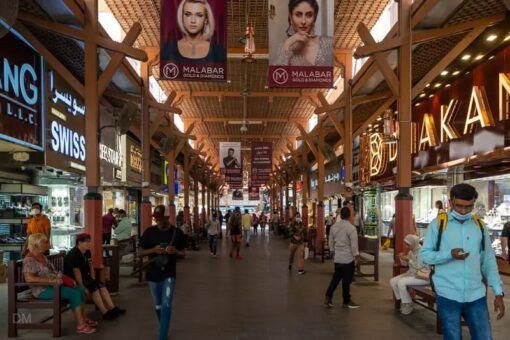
[421,183,505,339]
[288,212,306,274]
[324,207,360,309]
[242,209,252,247]
[251,212,259,235]
[389,234,429,315]
[138,205,186,340]
[325,212,335,240]
[229,207,243,259]
[270,211,280,235]
[224,210,232,236]
[102,208,117,257]
[259,212,267,234]
[218,210,224,239]
[207,212,220,256]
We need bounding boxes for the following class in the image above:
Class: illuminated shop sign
[130,145,142,173]
[0,32,44,150]
[99,143,123,168]
[50,120,86,161]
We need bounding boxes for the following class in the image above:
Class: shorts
[84,278,105,294]
[231,234,242,243]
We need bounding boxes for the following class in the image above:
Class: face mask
[31,209,40,215]
[295,218,302,223]
[450,210,471,221]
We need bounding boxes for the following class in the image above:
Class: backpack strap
[472,213,485,252]
[435,212,448,251]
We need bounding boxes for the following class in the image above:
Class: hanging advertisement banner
[268,0,334,88]
[0,32,44,150]
[232,189,244,201]
[220,141,242,187]
[248,186,260,201]
[251,141,272,186]
[160,0,227,81]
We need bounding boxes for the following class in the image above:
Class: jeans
[208,234,218,255]
[243,229,251,244]
[148,278,176,340]
[103,233,111,257]
[436,295,492,340]
[325,262,355,304]
[389,274,428,303]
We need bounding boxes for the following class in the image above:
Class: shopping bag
[382,238,391,250]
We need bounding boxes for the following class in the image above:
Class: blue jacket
[420,214,503,303]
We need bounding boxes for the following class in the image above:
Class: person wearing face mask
[288,212,306,274]
[25,202,52,254]
[421,183,505,339]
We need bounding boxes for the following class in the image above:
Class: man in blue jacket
[421,183,505,339]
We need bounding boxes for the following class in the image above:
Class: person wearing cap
[138,205,186,340]
[64,232,125,320]
[421,183,505,338]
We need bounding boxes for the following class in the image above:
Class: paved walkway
[1,230,509,339]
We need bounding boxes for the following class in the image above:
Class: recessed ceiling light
[445,84,451,88]
[368,124,372,127]
[429,94,434,98]
[452,70,460,76]
[414,103,421,107]
[441,70,449,76]
[475,54,484,61]
[466,71,471,75]
[505,35,510,42]
[489,55,495,60]
[425,83,430,88]
[486,34,498,42]
[376,117,382,121]
[419,93,426,98]
[434,83,442,88]
[461,54,471,61]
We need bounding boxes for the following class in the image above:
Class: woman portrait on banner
[275,0,333,66]
[161,0,226,63]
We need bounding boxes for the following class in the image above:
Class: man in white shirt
[324,207,360,309]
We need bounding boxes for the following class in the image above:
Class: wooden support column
[183,153,191,227]
[280,186,285,222]
[193,180,199,233]
[166,151,177,225]
[302,172,309,228]
[316,121,326,251]
[285,178,290,225]
[83,0,102,268]
[140,49,157,233]
[292,179,297,218]
[395,0,414,262]
[201,183,206,230]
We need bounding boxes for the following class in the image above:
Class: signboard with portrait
[232,189,244,201]
[251,142,272,186]
[45,69,86,173]
[0,32,44,150]
[160,0,227,81]
[220,141,242,187]
[248,186,260,201]
[268,0,334,88]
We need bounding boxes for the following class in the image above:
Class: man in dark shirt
[502,222,510,263]
[223,148,240,169]
[64,233,125,320]
[139,205,186,340]
[228,207,243,260]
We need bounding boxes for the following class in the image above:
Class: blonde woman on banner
[161,0,225,62]
[275,0,333,66]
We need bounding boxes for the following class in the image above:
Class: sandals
[76,323,96,334]
[85,319,98,327]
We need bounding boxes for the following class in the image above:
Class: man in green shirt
[114,209,132,241]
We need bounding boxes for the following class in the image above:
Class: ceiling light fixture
[445,84,451,88]
[419,93,426,98]
[452,70,460,76]
[486,34,498,42]
[414,103,421,107]
[434,83,442,88]
[489,55,495,60]
[505,35,510,42]
[441,70,449,76]
[475,54,484,61]
[461,54,471,61]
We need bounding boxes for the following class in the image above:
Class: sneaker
[298,270,306,275]
[324,297,333,308]
[246,243,250,247]
[213,254,217,257]
[76,324,96,334]
[102,309,119,320]
[400,303,413,315]
[288,264,292,271]
[235,255,242,260]
[342,301,360,309]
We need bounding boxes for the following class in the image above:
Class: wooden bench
[356,236,379,281]
[8,253,69,338]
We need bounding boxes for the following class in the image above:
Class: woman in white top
[207,213,220,256]
[389,234,429,315]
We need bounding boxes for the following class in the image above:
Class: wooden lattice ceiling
[104,0,392,163]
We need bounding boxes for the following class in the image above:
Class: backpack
[429,212,485,291]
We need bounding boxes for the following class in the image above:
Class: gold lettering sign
[130,145,142,173]
[464,86,495,134]
[369,133,387,177]
[389,142,397,162]
[440,99,460,143]
[419,113,439,151]
[499,73,510,121]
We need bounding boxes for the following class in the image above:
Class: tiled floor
[1,231,509,339]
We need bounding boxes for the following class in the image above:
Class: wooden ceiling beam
[62,0,85,26]
[176,90,316,99]
[183,117,306,123]
[194,134,297,139]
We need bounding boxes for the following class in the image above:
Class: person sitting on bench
[389,234,429,315]
[23,233,96,334]
[64,232,126,320]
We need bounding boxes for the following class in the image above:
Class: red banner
[251,142,272,186]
